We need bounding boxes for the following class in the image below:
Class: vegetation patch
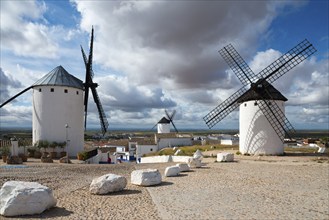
[145,144,238,157]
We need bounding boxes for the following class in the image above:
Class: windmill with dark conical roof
[152,109,179,134]
[0,27,109,157]
[203,40,316,155]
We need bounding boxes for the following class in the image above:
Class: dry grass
[145,144,239,157]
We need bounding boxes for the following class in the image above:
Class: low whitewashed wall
[98,152,109,162]
[221,139,239,145]
[85,154,100,164]
[158,138,192,150]
[140,155,172,163]
[171,156,193,163]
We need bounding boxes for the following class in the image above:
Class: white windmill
[203,40,316,155]
[0,27,109,157]
[152,110,179,134]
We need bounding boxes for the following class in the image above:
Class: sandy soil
[0,153,328,220]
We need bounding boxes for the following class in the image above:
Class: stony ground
[0,153,328,220]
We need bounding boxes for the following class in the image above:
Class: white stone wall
[140,155,172,163]
[136,145,158,158]
[158,138,192,150]
[32,85,84,157]
[171,156,192,163]
[239,100,285,155]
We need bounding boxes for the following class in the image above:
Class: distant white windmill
[152,110,179,134]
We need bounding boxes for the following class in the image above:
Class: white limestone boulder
[176,163,190,172]
[193,149,204,160]
[188,158,202,168]
[164,166,180,177]
[90,174,127,195]
[0,181,57,217]
[131,169,162,186]
[217,152,234,162]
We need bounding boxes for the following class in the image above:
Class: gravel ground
[0,154,328,220]
[0,161,160,220]
[137,157,329,220]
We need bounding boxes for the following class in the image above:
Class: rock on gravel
[164,166,180,177]
[176,163,190,172]
[187,158,202,168]
[89,173,127,195]
[0,181,57,217]
[217,152,234,162]
[131,169,162,186]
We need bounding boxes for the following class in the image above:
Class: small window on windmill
[150,148,153,152]
[64,89,68,93]
[76,91,79,95]
[244,103,247,107]
[39,88,42,92]
[254,101,258,106]
[50,88,54,92]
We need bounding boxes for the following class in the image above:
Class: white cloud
[95,75,176,112]
[0,1,59,58]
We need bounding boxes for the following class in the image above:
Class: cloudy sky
[0,0,328,131]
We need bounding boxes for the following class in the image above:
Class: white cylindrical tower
[32,66,84,157]
[237,80,288,155]
[157,117,171,134]
[239,100,285,155]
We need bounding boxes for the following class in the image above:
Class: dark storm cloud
[0,68,23,103]
[76,1,275,90]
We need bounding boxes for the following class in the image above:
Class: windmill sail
[81,26,109,135]
[203,86,248,128]
[165,109,179,133]
[0,86,33,108]
[91,86,109,135]
[219,44,257,85]
[259,39,316,83]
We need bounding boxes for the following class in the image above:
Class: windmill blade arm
[91,87,109,135]
[84,87,89,130]
[81,46,94,79]
[81,46,88,68]
[170,110,176,120]
[151,123,158,130]
[165,109,170,120]
[0,86,32,108]
[203,86,248,128]
[219,44,256,86]
[88,27,94,74]
[258,39,317,84]
[257,100,296,141]
[171,120,179,133]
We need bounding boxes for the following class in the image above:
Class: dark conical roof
[237,79,287,103]
[33,66,84,90]
[158,117,170,124]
